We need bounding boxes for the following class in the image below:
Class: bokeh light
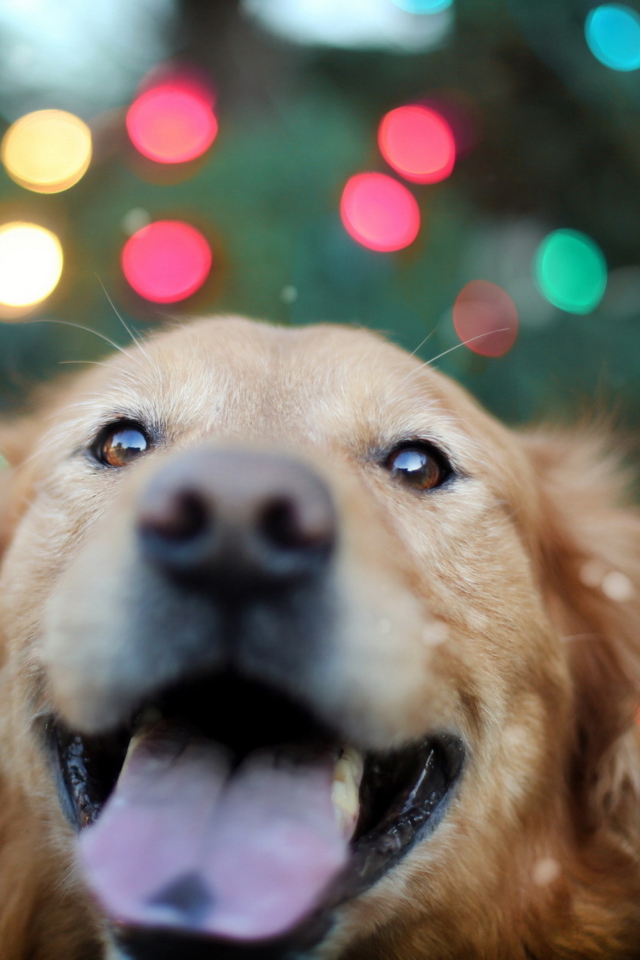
[1,110,92,193]
[452,280,519,357]
[122,220,213,303]
[391,0,453,13]
[0,223,63,308]
[585,4,640,71]
[535,229,607,314]
[126,80,218,164]
[378,104,455,184]
[340,172,421,252]
[246,0,452,51]
[121,208,152,236]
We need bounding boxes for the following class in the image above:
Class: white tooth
[120,730,145,777]
[332,747,363,839]
[121,709,168,775]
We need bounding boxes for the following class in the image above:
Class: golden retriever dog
[1,315,640,960]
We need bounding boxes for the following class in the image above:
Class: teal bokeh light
[391,0,453,13]
[585,4,640,71]
[535,229,607,314]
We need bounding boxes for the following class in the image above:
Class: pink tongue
[79,725,348,941]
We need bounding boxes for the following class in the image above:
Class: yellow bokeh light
[0,223,63,308]
[1,110,92,194]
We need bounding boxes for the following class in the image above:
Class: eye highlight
[93,422,150,468]
[384,443,452,492]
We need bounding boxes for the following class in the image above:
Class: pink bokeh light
[127,81,218,164]
[122,220,213,303]
[340,172,421,252]
[378,105,456,184]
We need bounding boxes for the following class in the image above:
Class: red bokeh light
[452,280,518,357]
[340,172,421,252]
[122,220,213,303]
[378,105,456,184]
[126,83,218,164]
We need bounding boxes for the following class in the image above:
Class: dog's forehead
[80,317,502,452]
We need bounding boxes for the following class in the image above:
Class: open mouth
[46,673,464,954]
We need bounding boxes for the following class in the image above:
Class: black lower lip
[346,733,465,899]
[116,929,300,960]
[45,720,129,830]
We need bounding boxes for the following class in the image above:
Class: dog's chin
[45,672,464,960]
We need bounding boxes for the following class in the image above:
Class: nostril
[258,496,334,556]
[260,499,305,551]
[140,490,211,544]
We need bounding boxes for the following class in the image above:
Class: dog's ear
[523,430,640,834]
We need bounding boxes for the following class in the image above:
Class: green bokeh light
[534,229,607,314]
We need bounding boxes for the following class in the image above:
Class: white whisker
[95,275,153,363]
[426,329,509,366]
[59,360,111,368]
[408,325,439,359]
[398,329,510,388]
[23,318,127,356]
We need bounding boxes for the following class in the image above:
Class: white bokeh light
[0,222,63,308]
[0,0,176,119]
[243,0,452,52]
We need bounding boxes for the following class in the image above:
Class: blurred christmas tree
[0,0,638,430]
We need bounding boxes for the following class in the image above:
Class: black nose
[137,449,336,589]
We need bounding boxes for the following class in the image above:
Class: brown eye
[385,444,450,491]
[96,424,149,468]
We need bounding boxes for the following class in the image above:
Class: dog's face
[1,316,640,960]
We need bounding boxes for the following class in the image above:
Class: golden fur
[1,316,640,959]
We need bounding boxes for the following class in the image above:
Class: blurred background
[0,0,638,427]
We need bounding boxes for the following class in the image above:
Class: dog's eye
[94,423,150,468]
[385,443,451,491]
